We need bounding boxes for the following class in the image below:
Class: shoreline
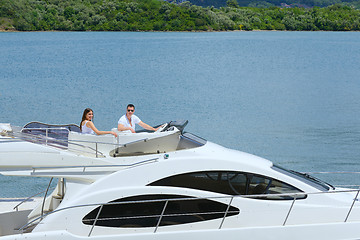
[1,29,360,32]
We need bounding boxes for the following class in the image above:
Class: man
[117,104,159,133]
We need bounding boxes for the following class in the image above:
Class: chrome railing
[20,127,70,147]
[4,127,152,158]
[68,137,150,158]
[29,157,159,173]
[12,188,55,211]
[18,188,360,235]
[41,178,54,219]
[18,127,108,157]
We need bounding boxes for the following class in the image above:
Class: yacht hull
[1,121,360,240]
[1,222,360,240]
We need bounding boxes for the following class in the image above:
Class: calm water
[1,32,360,197]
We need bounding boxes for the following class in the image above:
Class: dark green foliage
[0,0,360,31]
[188,0,360,8]
[227,0,240,7]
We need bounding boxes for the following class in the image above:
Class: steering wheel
[155,123,169,132]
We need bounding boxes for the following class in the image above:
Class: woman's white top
[81,121,95,134]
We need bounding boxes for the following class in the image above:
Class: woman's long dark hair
[80,108,93,131]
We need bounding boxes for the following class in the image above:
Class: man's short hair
[127,104,135,109]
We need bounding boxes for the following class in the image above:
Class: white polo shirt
[118,114,141,131]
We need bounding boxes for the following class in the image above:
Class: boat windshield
[20,122,80,147]
[272,165,334,191]
[23,122,80,132]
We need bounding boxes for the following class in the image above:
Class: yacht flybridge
[0,121,360,240]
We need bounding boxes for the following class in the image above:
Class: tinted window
[149,171,305,200]
[82,194,239,228]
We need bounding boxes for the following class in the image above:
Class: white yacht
[0,121,359,240]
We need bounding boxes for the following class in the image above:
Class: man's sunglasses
[127,109,134,112]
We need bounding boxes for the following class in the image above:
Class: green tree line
[189,0,360,9]
[1,0,360,31]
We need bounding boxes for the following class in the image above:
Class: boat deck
[0,198,42,214]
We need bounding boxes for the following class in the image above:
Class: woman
[80,108,117,137]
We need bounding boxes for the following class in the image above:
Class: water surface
[1,32,360,197]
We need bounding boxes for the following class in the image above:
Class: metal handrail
[345,189,360,222]
[41,178,53,219]
[21,127,70,132]
[88,205,103,237]
[20,127,149,149]
[13,187,56,211]
[8,128,156,158]
[15,130,108,158]
[219,196,233,229]
[67,138,147,147]
[154,200,168,233]
[67,138,149,158]
[20,127,70,146]
[20,196,240,233]
[283,195,297,225]
[18,188,360,233]
[28,157,159,173]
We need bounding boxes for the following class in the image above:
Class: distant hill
[186,0,360,8]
